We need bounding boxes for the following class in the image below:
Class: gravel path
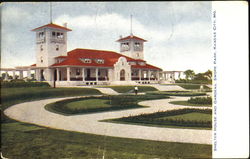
[4,95,212,145]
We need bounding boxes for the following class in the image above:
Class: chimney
[63,23,67,28]
[119,35,122,39]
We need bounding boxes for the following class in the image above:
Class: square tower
[32,23,72,67]
[116,35,147,60]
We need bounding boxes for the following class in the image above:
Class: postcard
[1,2,248,159]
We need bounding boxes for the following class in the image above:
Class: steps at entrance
[110,81,137,85]
[151,84,186,91]
[94,88,119,95]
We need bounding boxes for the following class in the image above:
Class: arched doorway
[54,70,57,81]
[41,69,45,81]
[120,69,125,81]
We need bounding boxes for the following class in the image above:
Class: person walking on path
[134,86,138,95]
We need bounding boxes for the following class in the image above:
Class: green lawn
[45,94,169,115]
[98,85,157,93]
[170,100,212,107]
[1,87,212,158]
[159,112,211,122]
[1,121,211,159]
[65,99,111,110]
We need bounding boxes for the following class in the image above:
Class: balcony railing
[50,38,65,44]
[36,38,45,44]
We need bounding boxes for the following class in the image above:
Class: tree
[203,70,212,80]
[194,73,208,81]
[184,69,195,80]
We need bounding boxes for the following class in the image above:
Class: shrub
[188,97,212,105]
[175,79,212,84]
[0,81,50,88]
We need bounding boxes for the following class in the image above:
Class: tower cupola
[32,23,72,67]
[116,35,147,60]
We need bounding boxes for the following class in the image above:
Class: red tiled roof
[31,64,36,66]
[55,56,67,58]
[116,35,147,42]
[132,64,162,70]
[32,23,72,31]
[51,48,161,70]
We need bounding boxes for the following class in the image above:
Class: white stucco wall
[113,57,131,81]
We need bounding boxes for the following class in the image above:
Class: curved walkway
[4,93,212,144]
[4,94,212,145]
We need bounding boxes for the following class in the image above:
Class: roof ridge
[68,48,145,62]
[116,34,147,42]
[31,23,72,31]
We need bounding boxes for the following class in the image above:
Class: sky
[1,2,212,73]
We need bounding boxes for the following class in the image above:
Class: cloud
[54,12,211,73]
[2,6,31,24]
[55,13,209,45]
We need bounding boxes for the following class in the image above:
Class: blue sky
[1,2,212,73]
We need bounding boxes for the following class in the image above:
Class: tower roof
[31,23,72,32]
[116,35,147,42]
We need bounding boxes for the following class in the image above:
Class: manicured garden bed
[45,94,169,115]
[105,108,212,130]
[170,96,212,107]
[169,101,212,107]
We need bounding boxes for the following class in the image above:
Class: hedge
[0,81,50,88]
[175,79,212,84]
[188,97,212,105]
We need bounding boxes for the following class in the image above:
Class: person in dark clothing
[134,86,138,95]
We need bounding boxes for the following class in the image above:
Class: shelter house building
[1,22,183,86]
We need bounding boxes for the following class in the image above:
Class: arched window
[120,69,125,81]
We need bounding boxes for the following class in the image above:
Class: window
[96,59,104,64]
[52,32,56,37]
[138,62,146,66]
[38,32,44,38]
[121,42,130,51]
[134,42,142,51]
[80,58,92,63]
[40,57,43,63]
[60,33,64,38]
[56,32,64,39]
[57,32,60,38]
[56,45,59,51]
[40,45,43,51]
[76,69,80,75]
[129,61,136,65]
